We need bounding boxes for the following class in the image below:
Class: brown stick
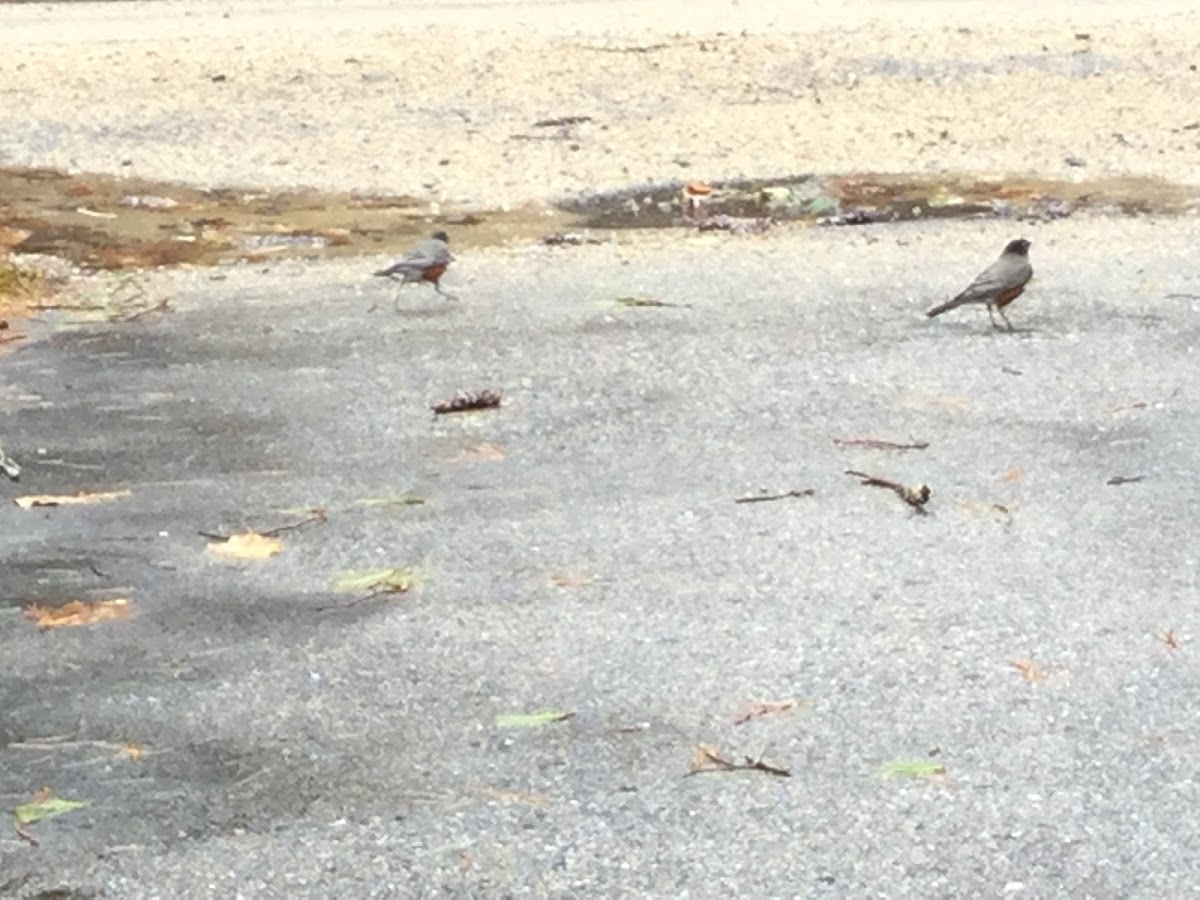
[845,469,931,513]
[832,437,929,451]
[1106,475,1145,486]
[734,489,815,504]
[198,509,326,541]
[685,746,791,778]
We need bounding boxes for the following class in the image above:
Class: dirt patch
[568,173,1200,229]
[3,166,1200,318]
[0,166,576,273]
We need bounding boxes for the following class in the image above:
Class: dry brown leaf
[1157,629,1181,651]
[733,698,803,726]
[549,573,595,588]
[689,744,728,774]
[14,489,131,510]
[452,442,505,463]
[207,532,283,560]
[999,467,1023,482]
[31,786,53,804]
[118,742,144,763]
[1008,659,1045,683]
[23,597,132,629]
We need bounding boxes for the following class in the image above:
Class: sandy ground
[1,0,1199,208]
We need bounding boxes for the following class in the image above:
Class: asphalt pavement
[2,216,1200,898]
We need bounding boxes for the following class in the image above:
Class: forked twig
[685,745,791,778]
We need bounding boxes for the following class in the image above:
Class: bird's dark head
[1004,238,1031,256]
[431,230,450,243]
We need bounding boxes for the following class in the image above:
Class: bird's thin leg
[998,306,1015,331]
[987,303,999,329]
[433,282,458,301]
[393,283,405,312]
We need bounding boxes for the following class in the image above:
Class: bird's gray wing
[374,240,446,277]
[954,257,1030,302]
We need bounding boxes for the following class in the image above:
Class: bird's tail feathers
[925,296,963,318]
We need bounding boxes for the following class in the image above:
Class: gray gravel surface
[2,216,1200,897]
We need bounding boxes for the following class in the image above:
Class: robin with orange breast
[373,230,456,306]
[926,238,1033,331]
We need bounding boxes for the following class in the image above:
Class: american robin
[373,230,456,305]
[926,238,1032,331]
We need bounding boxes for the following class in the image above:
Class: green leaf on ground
[880,759,946,779]
[13,795,90,824]
[495,710,575,728]
[804,195,840,215]
[332,567,420,593]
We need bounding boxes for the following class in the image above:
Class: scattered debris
[581,42,670,54]
[1106,475,1146,486]
[1157,629,1181,650]
[734,488,815,504]
[818,208,895,227]
[0,440,20,480]
[542,232,606,246]
[880,759,947,779]
[432,389,503,415]
[845,469,931,513]
[999,467,1023,482]
[14,489,131,509]
[119,194,179,210]
[1008,659,1046,683]
[832,436,929,451]
[533,115,594,128]
[23,597,132,630]
[733,698,804,726]
[686,744,790,778]
[495,710,575,728]
[695,215,773,234]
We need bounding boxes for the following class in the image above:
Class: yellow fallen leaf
[118,742,144,763]
[1008,659,1046,683]
[14,490,131,510]
[23,597,132,629]
[999,467,1022,482]
[207,532,282,560]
